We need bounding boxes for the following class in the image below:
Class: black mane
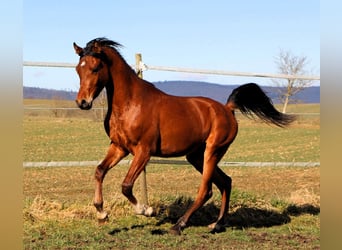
[82,37,123,57]
[81,37,155,87]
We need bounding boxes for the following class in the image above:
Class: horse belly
[158,115,207,157]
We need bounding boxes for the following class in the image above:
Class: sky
[23,0,320,91]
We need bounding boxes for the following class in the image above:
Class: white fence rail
[145,64,320,81]
[23,61,320,81]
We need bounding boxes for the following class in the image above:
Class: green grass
[24,118,109,162]
[23,103,320,163]
[23,117,320,162]
[23,217,320,249]
[225,123,319,162]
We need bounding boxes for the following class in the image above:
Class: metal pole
[135,53,148,205]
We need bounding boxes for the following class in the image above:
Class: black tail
[227,83,295,127]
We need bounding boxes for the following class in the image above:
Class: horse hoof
[98,217,108,225]
[169,219,186,235]
[135,204,154,217]
[209,223,226,234]
[144,206,154,217]
[208,222,216,229]
[97,211,108,225]
[169,225,182,236]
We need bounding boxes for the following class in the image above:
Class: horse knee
[94,166,107,181]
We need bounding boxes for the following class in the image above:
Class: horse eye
[92,64,102,73]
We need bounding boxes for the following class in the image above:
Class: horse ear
[73,42,83,56]
[92,41,102,54]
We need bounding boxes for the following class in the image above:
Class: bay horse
[73,37,294,235]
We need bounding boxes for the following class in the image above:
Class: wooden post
[135,53,143,78]
[135,53,148,205]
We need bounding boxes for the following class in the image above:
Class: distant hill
[153,81,320,104]
[23,87,77,100]
[23,81,320,104]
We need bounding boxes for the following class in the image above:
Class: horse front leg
[94,143,128,224]
[121,149,154,217]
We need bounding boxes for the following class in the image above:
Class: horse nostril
[76,99,92,110]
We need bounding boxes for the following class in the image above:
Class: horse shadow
[108,196,320,235]
[154,196,320,230]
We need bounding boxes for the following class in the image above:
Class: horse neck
[104,48,140,109]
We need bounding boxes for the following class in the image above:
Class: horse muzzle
[76,99,93,110]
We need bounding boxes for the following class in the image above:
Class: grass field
[23,100,320,249]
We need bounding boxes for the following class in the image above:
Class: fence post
[135,53,149,206]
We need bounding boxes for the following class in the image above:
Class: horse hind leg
[94,144,128,224]
[208,166,232,233]
[186,148,214,203]
[170,147,218,235]
[170,147,231,234]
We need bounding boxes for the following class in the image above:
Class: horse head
[73,39,111,110]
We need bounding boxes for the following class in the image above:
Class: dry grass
[24,197,92,226]
[225,166,320,207]
[24,165,320,220]
[288,188,320,206]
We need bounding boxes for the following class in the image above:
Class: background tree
[272,49,315,113]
